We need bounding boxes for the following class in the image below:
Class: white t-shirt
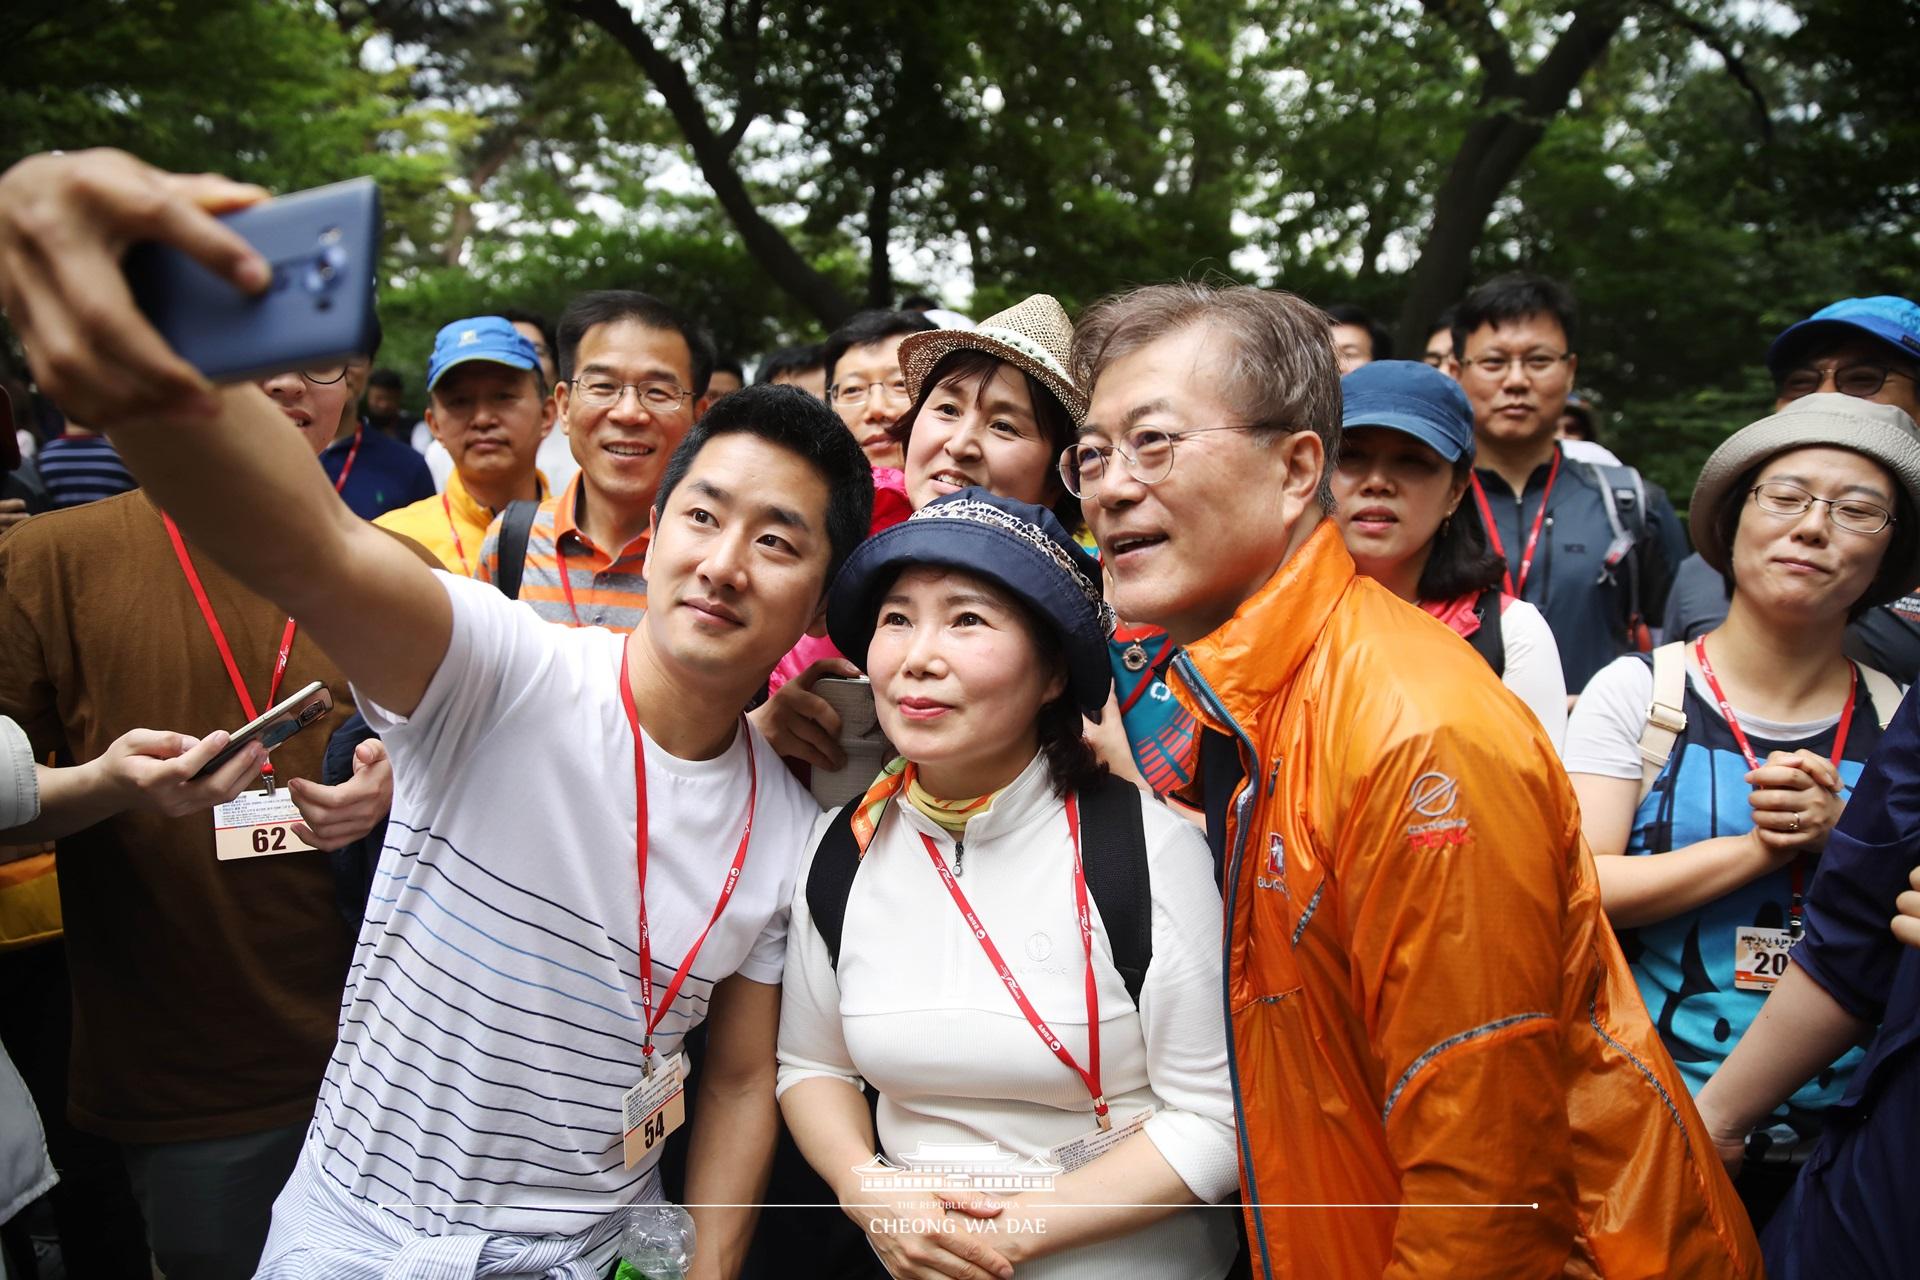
[309,572,818,1238]
[1498,599,1569,754]
[778,756,1240,1280]
[1565,653,1841,780]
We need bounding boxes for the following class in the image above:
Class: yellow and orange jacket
[1170,523,1762,1279]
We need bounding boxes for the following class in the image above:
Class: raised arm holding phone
[0,148,885,1278]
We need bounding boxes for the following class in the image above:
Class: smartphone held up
[125,177,380,384]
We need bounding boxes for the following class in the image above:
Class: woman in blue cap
[775,489,1238,1280]
[1330,359,1569,749]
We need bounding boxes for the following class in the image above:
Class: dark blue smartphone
[125,177,380,383]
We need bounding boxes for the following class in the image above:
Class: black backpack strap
[1078,772,1153,1008]
[805,803,863,971]
[1467,586,1506,679]
[806,773,1156,1008]
[494,499,539,600]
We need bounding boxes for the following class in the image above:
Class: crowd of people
[1,146,1918,1280]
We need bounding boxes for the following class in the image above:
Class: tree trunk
[1395,0,1629,351]
[1393,114,1542,347]
[565,0,857,327]
[442,128,524,268]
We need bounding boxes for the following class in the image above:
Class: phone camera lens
[304,246,349,293]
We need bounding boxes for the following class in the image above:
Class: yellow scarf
[850,757,998,853]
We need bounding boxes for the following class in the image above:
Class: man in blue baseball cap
[1663,295,1920,680]
[374,315,552,575]
[1767,296,1920,422]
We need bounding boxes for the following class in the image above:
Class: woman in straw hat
[1564,393,1920,1225]
[776,489,1238,1280]
[758,295,1202,803]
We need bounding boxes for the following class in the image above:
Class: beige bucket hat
[1691,393,1920,605]
[898,294,1089,425]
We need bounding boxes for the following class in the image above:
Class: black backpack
[805,770,1156,1006]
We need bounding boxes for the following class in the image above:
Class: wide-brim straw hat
[1692,393,1920,605]
[898,294,1089,425]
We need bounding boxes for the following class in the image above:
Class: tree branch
[563,0,855,325]
[1640,0,1773,142]
[1421,0,1520,97]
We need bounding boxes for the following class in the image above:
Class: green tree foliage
[4,0,1914,493]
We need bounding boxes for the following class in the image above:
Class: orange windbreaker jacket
[1170,523,1762,1279]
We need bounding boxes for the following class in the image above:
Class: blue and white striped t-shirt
[37,434,135,508]
[312,573,817,1239]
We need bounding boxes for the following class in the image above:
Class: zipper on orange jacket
[1170,650,1276,1280]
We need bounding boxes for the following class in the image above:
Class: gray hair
[1070,282,1342,509]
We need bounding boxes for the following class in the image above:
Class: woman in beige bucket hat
[1564,392,1920,1223]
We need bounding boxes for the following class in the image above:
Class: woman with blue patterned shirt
[1565,394,1920,1228]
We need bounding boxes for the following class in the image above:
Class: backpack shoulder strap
[1466,587,1506,679]
[1638,642,1689,803]
[805,803,863,972]
[494,499,539,600]
[1857,664,1904,731]
[1584,461,1651,540]
[1078,771,1153,1008]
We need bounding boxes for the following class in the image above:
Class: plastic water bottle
[611,1202,697,1280]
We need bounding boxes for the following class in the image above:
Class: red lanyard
[1470,448,1561,598]
[919,792,1110,1129]
[332,427,362,495]
[1694,634,1857,936]
[618,637,757,1070]
[440,492,473,577]
[164,516,297,780]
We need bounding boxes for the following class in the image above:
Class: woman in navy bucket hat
[1330,359,1570,749]
[775,488,1241,1280]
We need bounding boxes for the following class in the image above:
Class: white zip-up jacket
[777,753,1239,1280]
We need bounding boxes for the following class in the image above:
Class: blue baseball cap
[426,315,542,392]
[1339,360,1476,463]
[1766,296,1920,377]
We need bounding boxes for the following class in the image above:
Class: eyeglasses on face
[568,378,695,411]
[1461,351,1572,379]
[828,378,911,407]
[300,366,351,386]
[1776,362,1918,403]
[1749,480,1894,535]
[1057,424,1258,498]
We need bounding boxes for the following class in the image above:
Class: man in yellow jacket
[374,316,549,574]
[1065,283,1762,1277]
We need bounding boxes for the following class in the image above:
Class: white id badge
[1733,926,1796,993]
[622,1052,687,1168]
[212,788,317,860]
[1044,1106,1153,1175]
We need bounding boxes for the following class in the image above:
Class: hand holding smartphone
[192,681,334,780]
[125,177,380,383]
[808,677,896,809]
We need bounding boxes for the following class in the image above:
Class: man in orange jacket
[1064,282,1763,1278]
